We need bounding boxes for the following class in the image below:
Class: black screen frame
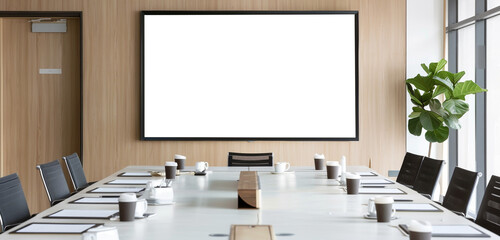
[140,11,359,141]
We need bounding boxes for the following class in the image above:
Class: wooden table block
[238,171,261,208]
[230,225,275,240]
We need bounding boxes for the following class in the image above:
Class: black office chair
[439,167,481,216]
[228,152,273,167]
[36,160,71,206]
[412,157,444,199]
[0,173,31,233]
[63,153,95,192]
[396,152,424,187]
[475,175,500,236]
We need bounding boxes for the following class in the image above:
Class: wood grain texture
[0,0,406,213]
[238,171,260,208]
[230,225,275,240]
[0,18,3,177]
[0,18,80,212]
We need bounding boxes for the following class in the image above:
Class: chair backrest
[476,175,500,235]
[442,167,481,215]
[63,153,88,191]
[36,160,71,206]
[396,152,424,186]
[228,152,273,167]
[412,157,444,197]
[0,173,31,233]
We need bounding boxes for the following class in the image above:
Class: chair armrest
[3,222,22,232]
[433,200,442,205]
[420,193,432,199]
[3,223,19,232]
[451,210,466,217]
[51,198,67,206]
[74,182,97,193]
[1,213,38,233]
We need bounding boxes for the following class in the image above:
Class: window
[459,0,475,20]
[486,15,500,181]
[447,0,498,214]
[457,25,476,173]
[488,0,500,9]
[457,25,477,212]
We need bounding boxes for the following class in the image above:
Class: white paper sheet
[432,225,484,235]
[107,179,150,185]
[121,172,152,177]
[358,188,404,194]
[16,223,97,233]
[74,197,119,204]
[90,187,144,193]
[355,172,377,176]
[360,179,393,184]
[393,203,439,211]
[48,209,118,219]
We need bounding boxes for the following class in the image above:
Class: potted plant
[406,59,487,156]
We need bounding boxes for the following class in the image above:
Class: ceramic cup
[274,162,291,173]
[314,153,325,170]
[326,161,340,180]
[346,173,361,194]
[174,154,186,170]
[374,196,396,222]
[118,193,137,221]
[409,220,432,240]
[82,226,119,240]
[195,161,209,172]
[150,187,174,204]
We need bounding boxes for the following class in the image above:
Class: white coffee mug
[195,162,209,172]
[135,198,148,218]
[82,226,119,240]
[143,180,162,199]
[274,162,290,173]
[150,187,174,204]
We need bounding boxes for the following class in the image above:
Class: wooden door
[0,17,81,213]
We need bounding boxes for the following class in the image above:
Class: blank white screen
[144,13,357,139]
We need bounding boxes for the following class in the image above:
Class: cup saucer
[271,171,294,174]
[146,198,175,206]
[109,213,156,221]
[363,213,398,220]
[363,213,377,219]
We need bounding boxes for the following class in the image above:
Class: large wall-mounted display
[141,11,358,140]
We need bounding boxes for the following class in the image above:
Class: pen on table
[361,186,385,188]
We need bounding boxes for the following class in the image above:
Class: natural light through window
[486,16,500,182]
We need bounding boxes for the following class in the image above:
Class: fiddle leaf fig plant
[407,59,487,143]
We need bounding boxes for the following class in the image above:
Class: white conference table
[2,166,498,239]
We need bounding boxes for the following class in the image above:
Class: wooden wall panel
[1,18,42,211]
[0,0,406,213]
[0,18,3,177]
[0,18,81,212]
[0,0,82,11]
